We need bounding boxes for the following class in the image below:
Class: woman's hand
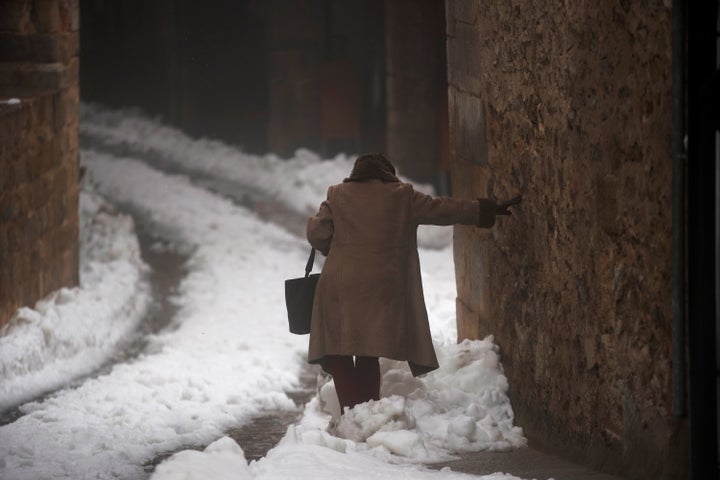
[495,195,522,216]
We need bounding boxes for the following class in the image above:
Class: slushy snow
[0,104,527,480]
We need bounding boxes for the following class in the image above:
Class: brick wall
[446,1,688,479]
[0,0,80,327]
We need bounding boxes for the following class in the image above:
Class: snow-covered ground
[0,105,526,480]
[0,179,150,412]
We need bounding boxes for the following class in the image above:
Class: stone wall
[0,0,80,327]
[446,1,688,478]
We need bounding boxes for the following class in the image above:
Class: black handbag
[285,248,320,334]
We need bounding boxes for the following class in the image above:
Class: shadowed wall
[446,1,688,478]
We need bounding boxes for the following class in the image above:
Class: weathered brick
[0,104,25,141]
[0,60,77,93]
[53,87,78,130]
[26,141,49,180]
[0,224,8,255]
[0,192,12,221]
[20,267,36,306]
[0,0,79,328]
[66,0,79,31]
[48,195,65,228]
[0,252,9,295]
[0,32,78,63]
[50,163,68,192]
[30,174,53,209]
[54,220,76,253]
[33,0,63,33]
[7,219,26,252]
[37,203,50,232]
[58,125,79,156]
[10,158,29,184]
[10,186,28,216]
[29,244,41,270]
[0,0,32,33]
[33,93,54,127]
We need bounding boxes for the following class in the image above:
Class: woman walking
[306,153,520,414]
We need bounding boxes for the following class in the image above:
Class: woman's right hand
[495,195,522,216]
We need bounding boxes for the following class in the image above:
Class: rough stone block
[0,88,79,327]
[456,297,479,342]
[10,158,29,185]
[50,163,68,193]
[0,0,32,33]
[27,140,52,180]
[54,221,76,253]
[0,59,77,94]
[67,0,79,31]
[446,1,675,478]
[0,33,79,63]
[450,0,480,25]
[33,0,62,33]
[47,196,63,228]
[449,88,489,166]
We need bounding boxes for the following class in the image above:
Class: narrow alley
[2,1,716,479]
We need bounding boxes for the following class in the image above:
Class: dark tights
[322,355,380,413]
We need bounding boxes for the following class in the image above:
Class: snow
[0,104,527,480]
[151,340,526,480]
[152,436,521,480]
[0,151,312,479]
[0,179,150,412]
[79,102,453,250]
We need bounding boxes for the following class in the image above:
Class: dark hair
[355,153,396,175]
[344,153,400,183]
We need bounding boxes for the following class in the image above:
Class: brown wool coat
[306,180,497,376]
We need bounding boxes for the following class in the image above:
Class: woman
[306,153,520,413]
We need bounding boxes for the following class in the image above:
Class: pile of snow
[152,436,521,480]
[80,103,356,215]
[151,338,526,480]
[0,179,150,412]
[79,102,453,249]
[327,339,524,459]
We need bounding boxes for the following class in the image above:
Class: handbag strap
[304,248,316,278]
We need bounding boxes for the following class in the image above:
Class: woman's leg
[322,355,358,413]
[354,356,380,404]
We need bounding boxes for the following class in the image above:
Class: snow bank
[152,436,521,480]
[0,180,150,412]
[80,103,356,215]
[329,339,525,460]
[79,102,451,249]
[152,338,526,480]
[0,151,312,479]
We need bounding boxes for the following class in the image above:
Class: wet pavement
[429,447,626,480]
[226,362,321,462]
